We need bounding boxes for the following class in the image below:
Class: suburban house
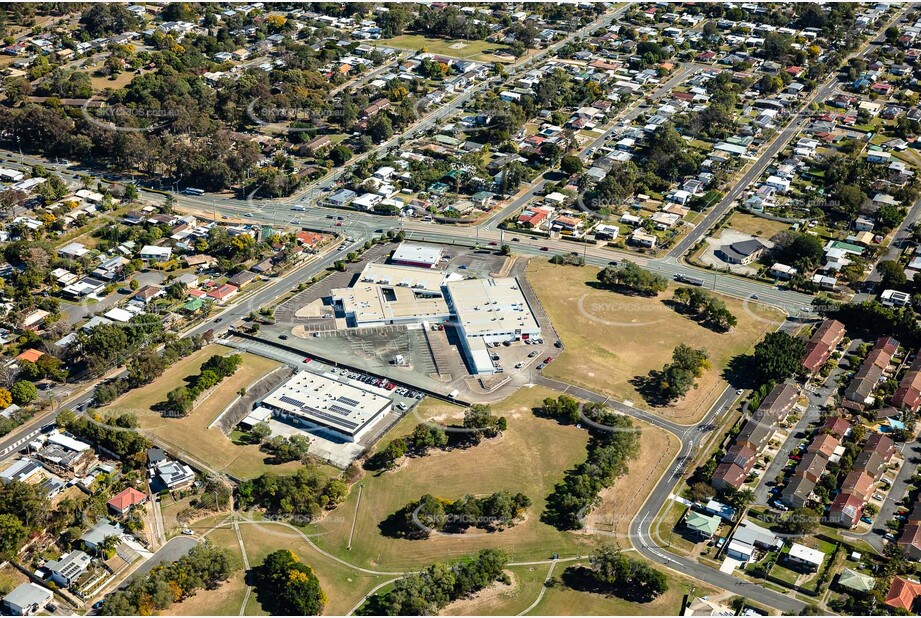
[828,492,864,528]
[786,543,825,571]
[154,459,195,491]
[107,487,147,516]
[139,245,173,262]
[2,583,53,616]
[885,576,921,613]
[44,550,91,587]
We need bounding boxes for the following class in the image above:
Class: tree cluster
[359,549,509,616]
[260,434,311,464]
[162,354,242,417]
[95,336,204,405]
[768,232,824,270]
[99,543,236,615]
[59,410,151,467]
[672,287,737,332]
[236,465,348,520]
[255,550,327,616]
[647,344,710,403]
[751,331,807,383]
[570,544,668,603]
[543,403,640,529]
[368,422,449,470]
[384,491,531,539]
[596,262,668,296]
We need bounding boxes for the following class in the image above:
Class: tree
[97,534,120,559]
[0,388,12,410]
[9,380,36,405]
[878,260,907,290]
[0,513,26,555]
[782,507,821,535]
[329,145,353,166]
[650,345,709,403]
[769,232,824,269]
[727,488,756,510]
[751,332,807,382]
[257,550,327,616]
[250,422,271,444]
[560,155,583,175]
[499,244,511,256]
[835,183,865,218]
[165,386,192,416]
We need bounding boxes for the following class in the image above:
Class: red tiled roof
[886,576,921,612]
[16,349,45,363]
[107,487,147,512]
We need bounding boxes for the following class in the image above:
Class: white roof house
[154,459,195,490]
[788,543,825,569]
[58,242,90,259]
[3,583,53,616]
[139,245,172,261]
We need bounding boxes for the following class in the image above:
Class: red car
[335,221,343,226]
[386,383,397,391]
[544,357,553,363]
[303,357,312,363]
[540,246,549,251]
[488,241,498,246]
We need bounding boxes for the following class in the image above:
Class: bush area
[161,354,243,417]
[381,491,531,539]
[99,543,237,615]
[358,549,509,615]
[541,398,640,530]
[236,465,347,520]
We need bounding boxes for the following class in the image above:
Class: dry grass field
[528,261,782,424]
[98,344,302,479]
[723,212,791,240]
[308,386,598,569]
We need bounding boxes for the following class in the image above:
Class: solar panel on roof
[328,404,353,417]
[338,397,360,407]
[279,395,305,408]
[310,409,359,430]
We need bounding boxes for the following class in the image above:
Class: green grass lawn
[522,560,713,616]
[374,34,515,62]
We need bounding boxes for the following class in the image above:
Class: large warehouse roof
[390,242,443,267]
[260,371,392,437]
[446,277,540,337]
